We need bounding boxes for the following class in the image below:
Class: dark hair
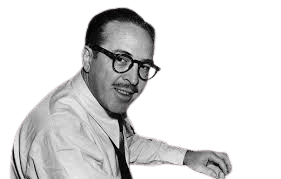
[85,8,155,48]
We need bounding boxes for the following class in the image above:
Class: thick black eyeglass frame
[89,45,161,81]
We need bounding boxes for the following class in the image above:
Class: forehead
[102,21,154,59]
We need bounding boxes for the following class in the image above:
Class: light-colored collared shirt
[11,71,187,179]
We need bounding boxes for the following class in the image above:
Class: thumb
[198,165,217,178]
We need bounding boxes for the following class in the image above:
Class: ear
[82,46,93,72]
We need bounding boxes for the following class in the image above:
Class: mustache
[113,83,139,93]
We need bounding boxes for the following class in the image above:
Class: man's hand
[183,150,232,179]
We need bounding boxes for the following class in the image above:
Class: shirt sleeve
[25,126,114,179]
[123,119,187,165]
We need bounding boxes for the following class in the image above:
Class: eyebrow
[113,49,154,62]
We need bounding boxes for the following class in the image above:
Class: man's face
[87,21,154,114]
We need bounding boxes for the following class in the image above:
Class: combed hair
[85,8,155,48]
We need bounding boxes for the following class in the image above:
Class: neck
[105,110,127,120]
[81,68,90,87]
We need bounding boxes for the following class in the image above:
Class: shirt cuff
[174,147,188,165]
[159,144,188,165]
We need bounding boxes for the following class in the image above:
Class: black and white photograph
[1,1,280,179]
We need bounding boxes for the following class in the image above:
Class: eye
[141,62,151,70]
[141,63,151,71]
[115,54,131,66]
[139,64,151,75]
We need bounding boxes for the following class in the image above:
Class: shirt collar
[71,70,120,146]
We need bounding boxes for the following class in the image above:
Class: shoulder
[28,113,96,158]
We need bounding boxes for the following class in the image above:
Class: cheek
[93,64,120,99]
[138,81,147,93]
[88,65,105,100]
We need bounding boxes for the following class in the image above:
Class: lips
[115,88,134,96]
[113,87,137,101]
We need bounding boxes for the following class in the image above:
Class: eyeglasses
[89,45,161,81]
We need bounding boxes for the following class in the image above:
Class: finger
[208,153,228,175]
[207,164,221,177]
[219,172,225,179]
[215,152,232,174]
[208,164,225,179]
[198,165,217,178]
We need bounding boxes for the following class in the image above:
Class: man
[11,8,231,179]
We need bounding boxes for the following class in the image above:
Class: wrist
[183,150,194,166]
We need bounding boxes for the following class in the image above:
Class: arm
[123,118,186,165]
[25,127,114,179]
[124,118,232,179]
[127,133,187,165]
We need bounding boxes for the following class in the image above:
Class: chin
[106,104,129,115]
[108,97,136,114]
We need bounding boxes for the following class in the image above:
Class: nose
[125,63,139,85]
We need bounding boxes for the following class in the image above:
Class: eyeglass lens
[114,54,156,80]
